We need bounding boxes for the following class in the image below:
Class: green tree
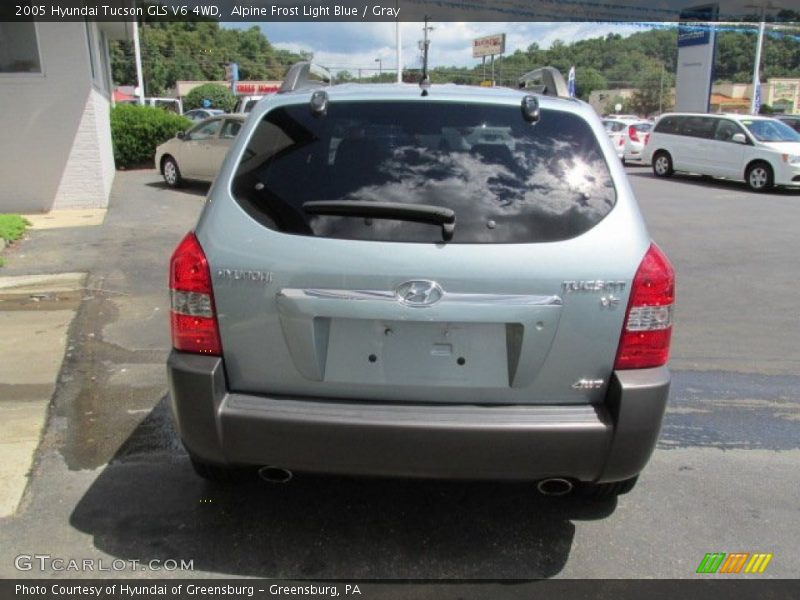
[184,83,237,112]
[111,22,308,94]
[630,63,674,116]
[574,67,608,100]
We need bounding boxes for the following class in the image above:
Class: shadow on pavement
[69,398,617,579]
[145,180,209,197]
[626,169,800,196]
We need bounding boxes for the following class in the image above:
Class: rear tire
[652,152,673,178]
[578,476,638,499]
[745,162,774,192]
[189,456,252,484]
[162,156,183,188]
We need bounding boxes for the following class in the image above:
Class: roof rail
[517,67,569,98]
[279,62,334,94]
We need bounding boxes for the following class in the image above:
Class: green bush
[0,214,29,242]
[184,83,237,112]
[111,104,191,168]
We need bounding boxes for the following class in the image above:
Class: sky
[228,22,645,75]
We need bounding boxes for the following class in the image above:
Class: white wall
[0,22,116,213]
[52,88,115,208]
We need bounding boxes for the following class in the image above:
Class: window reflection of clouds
[238,102,616,243]
[335,144,613,217]
[312,142,614,242]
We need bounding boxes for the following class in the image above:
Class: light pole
[751,7,766,114]
[375,58,382,79]
[745,2,780,114]
[132,19,145,105]
[395,0,401,83]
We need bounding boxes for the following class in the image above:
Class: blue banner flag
[568,66,576,98]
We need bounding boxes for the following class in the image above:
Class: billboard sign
[675,4,718,113]
[678,5,716,47]
[473,34,506,58]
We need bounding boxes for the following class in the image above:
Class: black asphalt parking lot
[1,168,798,581]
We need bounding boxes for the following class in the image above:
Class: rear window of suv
[232,101,616,244]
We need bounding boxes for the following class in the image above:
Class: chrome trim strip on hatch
[281,287,563,307]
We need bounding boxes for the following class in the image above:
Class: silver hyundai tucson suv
[168,64,674,498]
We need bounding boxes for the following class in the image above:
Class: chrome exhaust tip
[258,466,293,484]
[536,478,574,496]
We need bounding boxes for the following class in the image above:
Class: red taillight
[614,243,674,370]
[169,232,221,356]
[628,125,640,143]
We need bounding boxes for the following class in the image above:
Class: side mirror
[177,131,187,140]
[731,133,747,144]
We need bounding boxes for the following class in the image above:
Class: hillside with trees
[111,21,309,95]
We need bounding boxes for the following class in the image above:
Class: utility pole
[421,16,433,82]
[659,62,665,114]
[375,58,382,78]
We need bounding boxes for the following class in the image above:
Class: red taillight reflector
[628,125,640,143]
[614,243,674,370]
[170,313,221,355]
[170,231,213,293]
[169,232,221,356]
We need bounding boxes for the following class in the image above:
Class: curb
[0,271,87,517]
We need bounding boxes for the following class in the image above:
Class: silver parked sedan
[183,108,225,122]
[155,115,245,187]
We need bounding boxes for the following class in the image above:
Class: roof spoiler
[279,62,334,94]
[517,67,569,98]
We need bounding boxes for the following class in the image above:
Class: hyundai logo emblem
[395,280,444,307]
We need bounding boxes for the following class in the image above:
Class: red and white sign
[235,83,280,95]
[472,34,506,58]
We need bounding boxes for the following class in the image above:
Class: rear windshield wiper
[303,201,456,241]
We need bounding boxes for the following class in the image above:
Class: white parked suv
[643,112,800,192]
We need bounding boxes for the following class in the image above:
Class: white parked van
[643,113,800,192]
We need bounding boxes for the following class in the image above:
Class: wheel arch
[160,153,175,173]
[743,157,774,180]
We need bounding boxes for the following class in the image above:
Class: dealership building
[0,20,135,213]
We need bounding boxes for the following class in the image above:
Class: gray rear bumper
[168,351,669,482]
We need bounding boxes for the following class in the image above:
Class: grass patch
[0,214,30,242]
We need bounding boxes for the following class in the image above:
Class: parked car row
[602,117,653,164]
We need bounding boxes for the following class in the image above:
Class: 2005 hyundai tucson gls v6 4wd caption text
[167,64,674,498]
